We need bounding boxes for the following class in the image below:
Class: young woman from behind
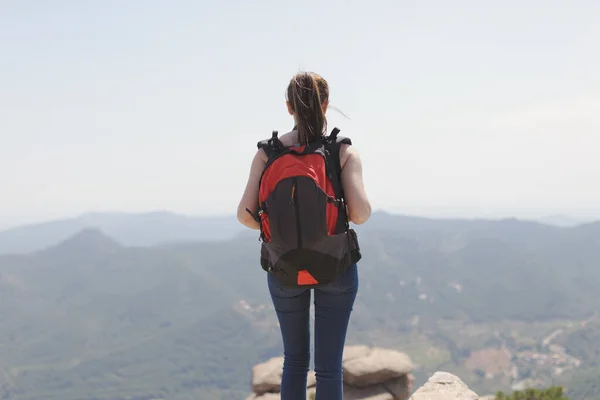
[237,71,371,400]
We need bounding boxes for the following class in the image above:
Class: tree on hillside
[496,386,568,400]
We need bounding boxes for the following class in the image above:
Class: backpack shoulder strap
[329,127,352,147]
[324,127,352,199]
[323,127,352,231]
[257,130,284,158]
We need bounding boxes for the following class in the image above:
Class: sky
[1,0,599,228]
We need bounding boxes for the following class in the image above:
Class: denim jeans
[268,263,359,400]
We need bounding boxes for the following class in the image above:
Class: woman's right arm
[340,145,371,225]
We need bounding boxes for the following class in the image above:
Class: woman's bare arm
[236,149,267,230]
[340,145,371,225]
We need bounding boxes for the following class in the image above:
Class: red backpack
[247,127,361,287]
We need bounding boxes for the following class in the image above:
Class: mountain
[0,229,276,400]
[0,213,600,399]
[538,214,587,227]
[0,211,243,254]
[1,210,591,256]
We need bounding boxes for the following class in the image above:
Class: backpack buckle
[268,130,284,152]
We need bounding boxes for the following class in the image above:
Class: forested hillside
[0,212,599,399]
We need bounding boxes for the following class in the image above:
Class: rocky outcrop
[247,346,481,400]
[410,372,479,400]
[246,345,415,400]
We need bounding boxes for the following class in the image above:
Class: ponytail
[286,72,329,145]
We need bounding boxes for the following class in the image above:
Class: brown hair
[286,71,329,145]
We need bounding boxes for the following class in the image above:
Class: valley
[0,212,599,399]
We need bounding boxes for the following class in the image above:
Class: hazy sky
[1,0,599,227]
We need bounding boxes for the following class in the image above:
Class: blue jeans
[268,264,359,400]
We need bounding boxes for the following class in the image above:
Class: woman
[237,71,371,400]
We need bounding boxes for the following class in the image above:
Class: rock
[250,357,316,396]
[343,345,373,362]
[251,357,284,395]
[247,389,317,400]
[246,394,281,400]
[384,374,415,399]
[248,345,415,400]
[343,347,414,387]
[307,371,316,388]
[344,384,395,400]
[410,372,479,400]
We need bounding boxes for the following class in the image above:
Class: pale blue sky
[1,0,599,227]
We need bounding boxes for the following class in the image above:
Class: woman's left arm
[236,149,267,230]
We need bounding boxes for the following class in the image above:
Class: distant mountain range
[0,210,594,255]
[0,211,245,254]
[537,214,588,227]
[1,211,600,399]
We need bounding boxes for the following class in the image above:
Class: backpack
[246,127,362,288]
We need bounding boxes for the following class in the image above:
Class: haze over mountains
[0,212,244,255]
[0,211,592,255]
[1,211,600,399]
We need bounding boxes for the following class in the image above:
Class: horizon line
[0,208,596,232]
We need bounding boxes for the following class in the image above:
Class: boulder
[248,345,416,400]
[343,345,373,362]
[410,372,479,400]
[246,394,281,400]
[384,374,415,399]
[307,370,316,388]
[251,357,283,395]
[344,384,395,400]
[343,347,414,387]
[250,356,315,396]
